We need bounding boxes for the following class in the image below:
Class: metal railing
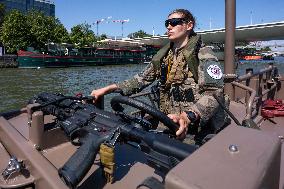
[227,63,280,120]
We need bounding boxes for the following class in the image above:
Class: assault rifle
[29,92,197,189]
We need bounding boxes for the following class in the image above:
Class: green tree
[1,10,69,53]
[70,23,96,47]
[100,34,107,40]
[128,30,151,38]
[53,18,70,43]
[261,46,271,52]
[26,11,69,50]
[0,10,29,53]
[0,3,5,26]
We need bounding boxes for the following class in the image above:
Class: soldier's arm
[91,84,119,98]
[116,62,158,95]
[189,88,223,126]
[188,46,224,126]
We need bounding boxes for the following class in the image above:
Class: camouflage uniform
[117,34,227,130]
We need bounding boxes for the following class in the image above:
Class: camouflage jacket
[117,34,226,128]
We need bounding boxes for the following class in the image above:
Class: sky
[53,0,284,38]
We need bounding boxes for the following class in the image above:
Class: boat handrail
[230,63,280,120]
[236,64,276,82]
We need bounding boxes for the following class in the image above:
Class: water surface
[1,60,284,112]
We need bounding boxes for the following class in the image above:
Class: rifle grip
[58,134,104,189]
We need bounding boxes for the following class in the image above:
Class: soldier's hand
[91,84,119,103]
[90,88,105,103]
[168,113,190,139]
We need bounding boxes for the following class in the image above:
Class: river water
[1,59,284,112]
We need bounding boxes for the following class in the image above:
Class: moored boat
[242,54,262,60]
[17,45,147,68]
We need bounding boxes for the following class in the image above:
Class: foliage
[0,10,69,53]
[127,30,151,38]
[236,41,250,46]
[70,23,96,47]
[26,11,69,51]
[100,34,107,40]
[0,10,29,53]
[261,46,271,52]
[0,3,5,26]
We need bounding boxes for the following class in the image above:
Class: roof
[98,21,284,47]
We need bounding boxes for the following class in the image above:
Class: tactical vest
[151,34,202,83]
[150,34,202,114]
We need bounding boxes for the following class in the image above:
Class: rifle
[29,92,197,189]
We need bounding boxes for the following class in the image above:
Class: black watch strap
[185,111,198,123]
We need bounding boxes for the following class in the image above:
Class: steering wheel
[110,96,179,133]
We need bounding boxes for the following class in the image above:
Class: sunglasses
[165,18,188,27]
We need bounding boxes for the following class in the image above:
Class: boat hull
[17,50,144,68]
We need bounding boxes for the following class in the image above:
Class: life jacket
[151,34,202,83]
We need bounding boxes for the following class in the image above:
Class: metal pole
[121,22,124,37]
[96,22,99,36]
[250,11,253,25]
[224,0,236,100]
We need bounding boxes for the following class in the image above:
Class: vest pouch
[181,78,199,103]
[171,85,182,102]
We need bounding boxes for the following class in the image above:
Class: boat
[17,45,147,68]
[0,62,283,189]
[241,54,262,60]
[1,1,284,189]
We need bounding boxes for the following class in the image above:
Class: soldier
[91,9,227,141]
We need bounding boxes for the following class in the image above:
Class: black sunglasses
[165,18,188,27]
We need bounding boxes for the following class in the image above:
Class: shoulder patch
[198,60,224,87]
[207,64,222,79]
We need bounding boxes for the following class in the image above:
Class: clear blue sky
[53,0,284,38]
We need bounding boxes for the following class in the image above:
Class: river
[1,59,284,112]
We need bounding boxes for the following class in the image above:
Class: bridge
[100,21,284,47]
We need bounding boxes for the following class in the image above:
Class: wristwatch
[185,111,198,123]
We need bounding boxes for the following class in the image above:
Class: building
[0,0,55,16]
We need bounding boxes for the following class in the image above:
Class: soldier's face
[166,13,193,42]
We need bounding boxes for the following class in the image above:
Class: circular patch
[207,65,222,79]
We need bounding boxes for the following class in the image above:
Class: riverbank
[0,55,18,68]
